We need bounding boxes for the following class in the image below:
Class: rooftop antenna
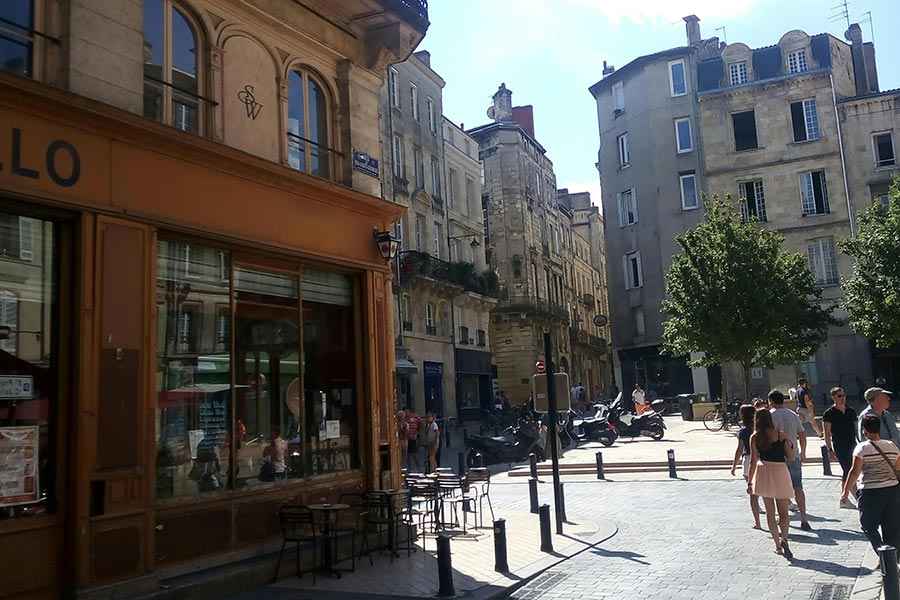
[714,26,727,44]
[829,0,850,29]
[860,10,874,44]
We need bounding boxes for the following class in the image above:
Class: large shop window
[156,241,359,500]
[0,213,57,519]
[0,1,33,77]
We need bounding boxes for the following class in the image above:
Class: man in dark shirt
[823,386,858,508]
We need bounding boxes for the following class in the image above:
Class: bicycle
[702,402,742,432]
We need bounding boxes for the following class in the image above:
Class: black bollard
[596,451,605,480]
[476,452,484,468]
[529,452,538,479]
[529,477,539,514]
[880,545,900,600]
[437,534,455,597]
[559,482,567,523]
[457,451,466,476]
[667,449,677,479]
[493,519,509,572]
[821,445,832,476]
[539,504,553,553]
[463,428,468,442]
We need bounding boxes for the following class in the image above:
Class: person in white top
[842,413,900,553]
[631,384,645,412]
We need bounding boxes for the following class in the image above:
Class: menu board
[0,426,39,507]
[198,394,228,451]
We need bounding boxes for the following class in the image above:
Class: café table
[307,503,350,578]
[366,489,408,558]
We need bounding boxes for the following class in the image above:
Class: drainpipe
[831,73,855,237]
[442,121,461,420]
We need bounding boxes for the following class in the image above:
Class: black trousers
[834,445,853,482]
[859,484,900,551]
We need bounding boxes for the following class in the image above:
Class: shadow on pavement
[589,547,651,565]
[787,527,866,546]
[787,557,871,577]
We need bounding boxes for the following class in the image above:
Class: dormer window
[729,62,748,86]
[788,49,808,74]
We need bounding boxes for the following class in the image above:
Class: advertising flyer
[0,426,40,507]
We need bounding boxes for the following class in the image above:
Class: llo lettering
[2,128,81,188]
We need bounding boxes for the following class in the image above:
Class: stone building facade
[0,0,427,597]
[470,85,609,405]
[696,24,878,401]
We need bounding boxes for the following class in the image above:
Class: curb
[851,552,883,600]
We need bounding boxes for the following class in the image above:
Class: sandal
[782,542,793,560]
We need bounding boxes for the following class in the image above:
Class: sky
[418,0,900,210]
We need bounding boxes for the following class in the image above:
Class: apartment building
[0,1,427,597]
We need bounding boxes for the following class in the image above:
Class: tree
[839,178,900,349]
[662,194,838,403]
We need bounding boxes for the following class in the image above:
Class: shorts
[407,439,418,453]
[798,407,813,423]
[787,458,803,489]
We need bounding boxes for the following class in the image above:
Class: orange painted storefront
[0,74,401,599]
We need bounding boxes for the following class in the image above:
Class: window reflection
[0,1,33,77]
[287,70,330,178]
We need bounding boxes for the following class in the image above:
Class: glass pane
[172,92,198,134]
[0,1,32,28]
[308,78,329,178]
[303,270,357,475]
[156,241,232,499]
[143,81,164,123]
[142,0,163,81]
[287,71,306,172]
[0,36,30,77]
[171,8,197,95]
[0,214,55,519]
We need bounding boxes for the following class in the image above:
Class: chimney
[511,105,535,138]
[487,83,513,122]
[414,50,431,67]
[864,42,879,93]
[602,60,615,77]
[845,23,871,95]
[683,15,701,46]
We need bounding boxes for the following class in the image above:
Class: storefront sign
[0,375,33,399]
[352,150,379,178]
[0,426,39,507]
[3,127,80,187]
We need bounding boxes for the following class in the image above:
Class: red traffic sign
[535,360,546,374]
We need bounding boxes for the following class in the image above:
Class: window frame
[788,49,808,74]
[800,170,830,216]
[790,98,819,143]
[286,67,334,179]
[389,67,400,108]
[872,131,896,168]
[426,97,436,133]
[674,117,693,153]
[807,237,839,287]
[400,294,412,331]
[668,59,687,97]
[612,81,624,112]
[430,155,441,197]
[679,173,698,210]
[413,147,424,188]
[732,110,759,151]
[617,188,637,227]
[425,302,435,335]
[739,179,767,222]
[391,134,404,179]
[432,221,442,258]
[0,289,18,354]
[616,132,630,168]
[0,0,40,79]
[729,61,748,86]
[623,251,643,289]
[410,82,419,121]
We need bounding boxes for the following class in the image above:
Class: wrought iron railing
[378,0,429,27]
[396,251,499,297]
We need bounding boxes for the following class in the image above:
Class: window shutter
[617,192,624,227]
[813,171,828,213]
[790,102,806,142]
[635,253,642,287]
[622,255,630,289]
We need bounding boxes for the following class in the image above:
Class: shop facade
[0,75,401,598]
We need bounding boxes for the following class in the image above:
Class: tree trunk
[741,360,752,405]
[720,368,728,416]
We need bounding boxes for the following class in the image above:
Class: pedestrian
[405,409,422,471]
[769,389,812,531]
[731,404,762,529]
[857,387,900,448]
[753,397,767,410]
[423,412,441,473]
[748,407,796,558]
[796,378,823,437]
[397,410,409,468]
[631,383,645,412]
[841,413,900,553]
[822,386,859,507]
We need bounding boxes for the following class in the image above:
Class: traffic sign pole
[543,332,564,535]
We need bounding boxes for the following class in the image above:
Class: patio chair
[463,468,494,529]
[337,493,373,570]
[274,505,317,583]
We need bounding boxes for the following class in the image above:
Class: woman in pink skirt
[747,408,797,558]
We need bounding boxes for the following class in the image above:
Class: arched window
[288,69,331,179]
[143,0,205,134]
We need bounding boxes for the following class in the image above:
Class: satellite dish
[592,314,608,327]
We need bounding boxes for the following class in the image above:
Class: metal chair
[274,505,317,583]
[463,468,494,528]
[337,493,373,570]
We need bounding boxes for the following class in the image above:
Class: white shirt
[632,389,645,405]
[853,439,900,490]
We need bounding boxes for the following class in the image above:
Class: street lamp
[373,229,401,260]
[448,232,481,248]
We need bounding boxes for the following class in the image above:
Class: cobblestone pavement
[502,475,874,600]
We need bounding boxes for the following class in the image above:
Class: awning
[395,358,418,373]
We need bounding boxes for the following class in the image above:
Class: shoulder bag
[870,441,900,481]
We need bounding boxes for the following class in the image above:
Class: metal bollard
[463,428,468,442]
[476,452,484,468]
[667,449,677,479]
[529,452,538,479]
[821,445,833,476]
[539,504,553,553]
[445,423,451,448]
[437,534,455,597]
[529,477,539,514]
[559,482,567,523]
[458,451,466,476]
[596,451,605,480]
[879,545,899,600]
[493,519,509,572]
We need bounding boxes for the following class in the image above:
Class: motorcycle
[570,404,617,447]
[466,420,544,466]
[606,394,666,441]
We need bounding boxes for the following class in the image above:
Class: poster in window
[0,426,40,507]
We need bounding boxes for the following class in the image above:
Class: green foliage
[839,178,900,348]
[662,194,837,397]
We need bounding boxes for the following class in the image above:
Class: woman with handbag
[841,413,900,552]
[747,408,796,558]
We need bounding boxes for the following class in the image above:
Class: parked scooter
[571,404,617,446]
[466,420,543,466]
[606,394,666,441]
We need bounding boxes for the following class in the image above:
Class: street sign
[534,360,545,374]
[531,372,570,413]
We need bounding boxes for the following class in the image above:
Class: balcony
[396,252,499,298]
[375,0,429,28]
[496,300,569,323]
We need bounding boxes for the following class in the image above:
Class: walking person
[748,408,797,558]
[841,413,900,554]
[858,387,900,449]
[731,404,762,529]
[770,389,812,530]
[423,412,441,473]
[405,409,422,472]
[822,387,859,507]
[796,378,823,437]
